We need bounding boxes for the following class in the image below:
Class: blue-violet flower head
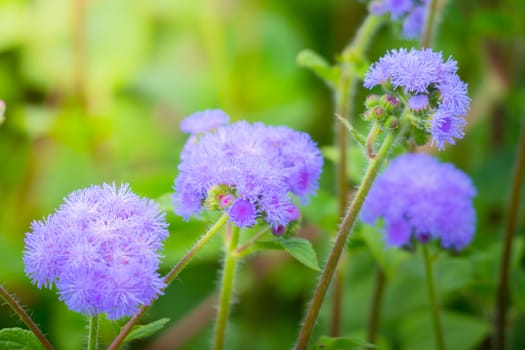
[23,183,169,320]
[361,153,476,251]
[173,118,323,230]
[364,48,470,150]
[369,0,429,39]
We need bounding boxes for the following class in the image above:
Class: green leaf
[155,192,175,212]
[278,237,320,271]
[254,237,320,271]
[0,328,44,350]
[358,224,409,278]
[339,50,370,80]
[123,318,170,344]
[399,311,489,350]
[297,49,340,86]
[312,335,372,349]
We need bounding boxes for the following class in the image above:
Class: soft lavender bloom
[173,119,323,230]
[385,0,414,18]
[180,109,230,134]
[361,153,476,251]
[402,5,426,38]
[364,48,470,149]
[23,183,169,319]
[370,0,428,39]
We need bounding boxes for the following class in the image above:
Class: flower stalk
[295,129,398,350]
[87,315,99,350]
[493,117,525,350]
[422,245,445,350]
[107,214,229,350]
[0,285,55,350]
[330,13,384,336]
[213,225,240,350]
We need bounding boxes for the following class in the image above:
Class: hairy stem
[213,225,240,350]
[107,214,229,350]
[330,13,384,337]
[493,117,525,350]
[87,315,99,350]
[0,285,55,350]
[422,245,445,350]
[294,130,397,350]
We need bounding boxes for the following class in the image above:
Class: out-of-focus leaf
[339,50,370,80]
[399,311,489,350]
[301,189,338,233]
[297,49,340,86]
[510,268,525,312]
[312,335,372,349]
[322,144,368,183]
[358,224,409,277]
[0,328,44,350]
[156,192,175,212]
[122,318,170,345]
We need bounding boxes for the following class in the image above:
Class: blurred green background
[0,0,524,349]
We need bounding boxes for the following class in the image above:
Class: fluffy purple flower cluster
[361,153,476,251]
[364,48,470,149]
[23,183,168,320]
[173,115,323,232]
[369,0,429,38]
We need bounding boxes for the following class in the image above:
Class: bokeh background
[0,0,524,349]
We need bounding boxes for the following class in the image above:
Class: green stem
[87,315,99,350]
[330,13,384,337]
[213,225,240,350]
[421,0,439,48]
[234,227,270,257]
[422,245,445,350]
[107,214,229,350]
[366,267,386,346]
[294,130,398,350]
[493,117,525,350]
[0,285,55,350]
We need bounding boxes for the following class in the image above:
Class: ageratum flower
[180,109,230,135]
[364,48,470,149]
[173,117,323,231]
[369,0,429,38]
[361,153,476,251]
[23,183,168,320]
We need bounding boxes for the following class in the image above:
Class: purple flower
[228,199,258,227]
[23,183,169,320]
[370,0,429,39]
[180,109,230,134]
[364,48,470,149]
[402,5,426,38]
[361,153,476,251]
[173,118,323,230]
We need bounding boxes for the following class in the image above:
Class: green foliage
[122,318,170,345]
[0,328,44,350]
[255,237,321,271]
[312,335,372,350]
[0,0,524,349]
